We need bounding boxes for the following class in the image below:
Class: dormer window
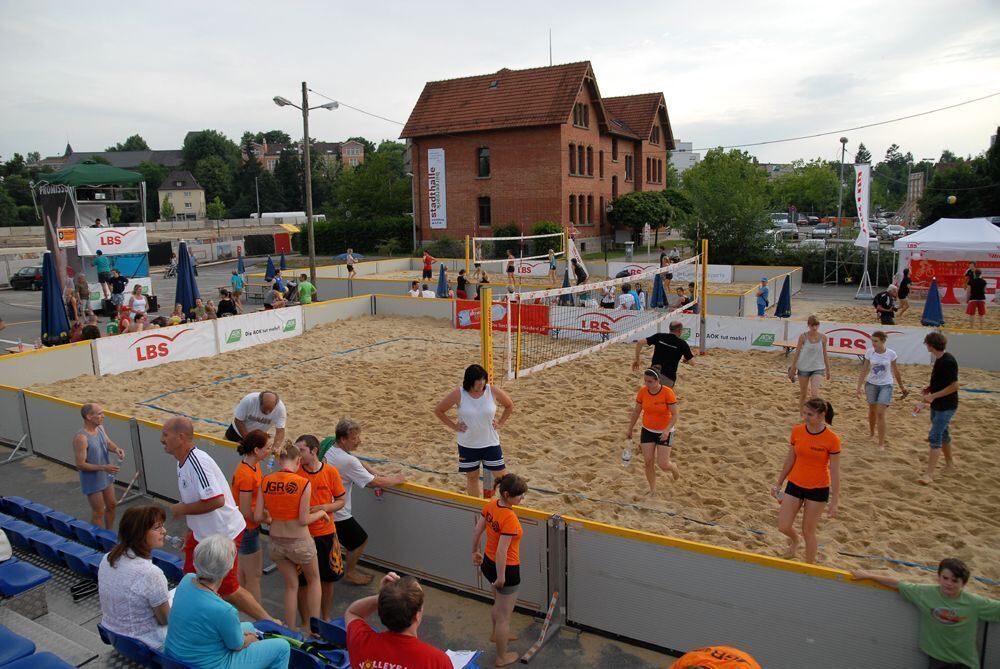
[650,126,660,144]
[573,103,589,128]
[488,79,499,89]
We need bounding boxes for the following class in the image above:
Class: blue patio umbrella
[175,241,201,317]
[558,269,574,306]
[651,273,668,308]
[279,252,287,271]
[236,253,245,275]
[264,256,276,282]
[774,275,792,318]
[435,263,449,298]
[40,252,70,347]
[921,277,945,327]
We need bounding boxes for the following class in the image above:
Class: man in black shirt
[918,332,959,485]
[896,268,912,317]
[632,321,694,387]
[874,285,898,325]
[966,269,987,329]
[571,258,588,285]
[108,269,129,308]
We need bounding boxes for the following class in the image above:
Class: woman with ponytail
[230,429,272,605]
[471,473,528,666]
[772,398,840,564]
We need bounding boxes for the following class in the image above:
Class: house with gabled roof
[400,61,674,246]
[157,170,206,220]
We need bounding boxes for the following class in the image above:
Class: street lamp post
[273,84,338,285]
[836,136,848,225]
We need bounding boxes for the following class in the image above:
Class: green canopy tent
[35,162,144,187]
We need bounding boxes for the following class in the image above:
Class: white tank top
[797,336,825,372]
[130,295,147,314]
[457,385,500,449]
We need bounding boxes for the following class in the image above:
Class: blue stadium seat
[317,649,350,669]
[252,619,304,641]
[69,520,101,550]
[98,623,154,665]
[44,511,78,539]
[310,616,347,647]
[59,544,100,580]
[0,623,36,666]
[22,502,55,528]
[152,648,198,669]
[289,648,325,669]
[151,550,185,582]
[83,551,104,579]
[97,622,111,645]
[94,528,118,552]
[0,558,52,597]
[0,496,31,518]
[27,530,73,566]
[1,652,76,668]
[0,519,46,552]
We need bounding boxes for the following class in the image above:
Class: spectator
[69,320,85,343]
[230,270,244,313]
[98,506,170,650]
[75,273,92,312]
[73,403,125,529]
[600,285,616,308]
[65,287,79,325]
[967,269,987,329]
[755,277,769,317]
[217,290,239,317]
[323,418,405,585]
[408,281,421,297]
[874,285,899,325]
[421,283,436,298]
[269,286,287,310]
[93,250,113,300]
[225,391,287,447]
[165,534,289,669]
[852,558,1000,669]
[149,316,169,328]
[189,246,199,276]
[570,258,588,285]
[297,273,317,305]
[191,298,208,321]
[128,285,148,322]
[422,251,435,281]
[108,269,129,309]
[475,272,492,300]
[80,324,101,340]
[669,247,681,263]
[91,217,103,228]
[897,268,913,317]
[616,283,638,310]
[918,332,959,485]
[231,430,272,607]
[345,572,451,668]
[272,269,285,296]
[168,303,186,326]
[672,646,760,669]
[456,269,470,299]
[160,416,274,622]
[263,282,276,310]
[206,300,218,320]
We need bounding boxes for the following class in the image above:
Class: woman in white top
[856,330,908,450]
[98,505,171,650]
[787,315,831,406]
[616,283,638,310]
[434,364,514,498]
[128,285,148,320]
[600,285,616,309]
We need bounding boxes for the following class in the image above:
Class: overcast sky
[2,0,998,166]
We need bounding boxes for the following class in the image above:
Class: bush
[529,220,563,256]
[418,235,464,259]
[299,215,411,256]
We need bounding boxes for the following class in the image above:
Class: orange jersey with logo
[636,385,677,432]
[482,498,522,566]
[296,463,346,536]
[231,461,262,530]
[672,646,760,669]
[788,424,841,489]
[261,470,309,521]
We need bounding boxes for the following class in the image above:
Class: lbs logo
[824,327,902,350]
[579,311,633,333]
[130,329,191,361]
[98,229,137,246]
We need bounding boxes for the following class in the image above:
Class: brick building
[400,61,674,247]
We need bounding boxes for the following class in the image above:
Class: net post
[465,235,471,275]
[480,287,494,383]
[515,293,522,379]
[699,239,708,354]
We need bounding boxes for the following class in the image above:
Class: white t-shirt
[421,290,437,298]
[324,445,375,521]
[98,551,169,650]
[865,347,897,386]
[177,448,246,541]
[616,293,637,310]
[232,393,286,437]
[408,289,421,297]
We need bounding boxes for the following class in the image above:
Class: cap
[760,276,768,282]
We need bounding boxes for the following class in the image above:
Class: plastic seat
[94,528,118,552]
[60,544,100,580]
[22,501,55,528]
[0,496,31,518]
[253,619,304,641]
[69,520,101,550]
[151,550,185,582]
[27,530,73,565]
[289,648,325,669]
[1,651,76,668]
[45,511,78,538]
[153,648,198,669]
[97,622,111,645]
[310,616,348,647]
[0,520,46,552]
[83,552,104,579]
[98,623,154,665]
[0,558,52,596]
[0,623,36,665]
[317,649,350,669]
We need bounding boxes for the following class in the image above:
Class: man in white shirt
[224,391,286,445]
[407,281,421,297]
[323,418,405,585]
[420,283,436,298]
[161,416,275,621]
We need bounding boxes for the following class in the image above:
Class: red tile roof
[603,93,664,140]
[400,62,593,138]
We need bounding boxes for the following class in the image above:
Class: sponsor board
[455,300,549,334]
[77,227,149,256]
[548,306,660,341]
[56,228,77,248]
[511,259,554,277]
[785,321,931,364]
[217,305,304,352]
[95,320,216,375]
[427,148,447,229]
[908,259,998,304]
[676,315,784,351]
[606,261,734,284]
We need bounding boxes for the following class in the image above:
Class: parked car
[799,238,826,250]
[807,215,820,225]
[880,224,907,240]
[776,223,799,240]
[769,213,789,227]
[811,224,837,239]
[9,265,43,290]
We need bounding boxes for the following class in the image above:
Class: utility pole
[302,81,316,285]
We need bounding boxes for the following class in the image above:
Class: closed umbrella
[774,275,792,318]
[921,277,945,327]
[40,252,70,347]
[237,253,245,275]
[175,241,201,317]
[264,256,276,282]
[558,269,574,306]
[435,263,449,298]
[279,252,287,271]
[651,273,668,308]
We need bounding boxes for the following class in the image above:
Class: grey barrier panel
[375,258,412,273]
[0,386,26,444]
[136,420,179,501]
[372,295,455,321]
[984,622,1000,667]
[564,523,927,667]
[732,265,802,284]
[313,278,352,300]
[353,485,549,613]
[302,297,373,331]
[704,293,742,317]
[22,393,139,485]
[0,341,96,388]
[348,279,412,298]
[943,330,1000,372]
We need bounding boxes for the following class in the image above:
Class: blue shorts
[797,369,824,378]
[458,444,505,473]
[928,409,956,449]
[238,526,261,555]
[865,382,894,406]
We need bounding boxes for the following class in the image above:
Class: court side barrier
[0,384,27,446]
[352,481,551,614]
[562,516,929,667]
[732,264,803,286]
[941,328,1000,372]
[312,277,353,300]
[786,320,933,366]
[302,295,373,330]
[0,340,96,388]
[372,294,455,321]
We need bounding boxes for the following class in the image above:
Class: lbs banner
[77,227,150,256]
[218,305,304,352]
[95,320,216,375]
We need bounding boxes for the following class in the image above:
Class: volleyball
[947,195,957,204]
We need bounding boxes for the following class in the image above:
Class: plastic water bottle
[912,401,926,417]
[622,441,632,466]
[262,455,276,475]
[374,487,384,501]
[165,534,185,550]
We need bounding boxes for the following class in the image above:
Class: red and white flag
[853,164,871,248]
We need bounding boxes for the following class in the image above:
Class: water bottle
[912,401,926,417]
[165,534,185,550]
[374,487,384,501]
[262,455,276,475]
[622,440,632,466]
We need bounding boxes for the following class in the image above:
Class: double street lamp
[273,83,338,285]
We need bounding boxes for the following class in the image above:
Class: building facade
[400,61,675,247]
[669,140,701,175]
[157,170,206,219]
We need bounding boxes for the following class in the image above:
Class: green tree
[206,196,227,219]
[274,148,304,210]
[0,189,18,226]
[608,191,673,244]
[194,155,234,204]
[106,134,151,152]
[109,204,122,225]
[771,160,840,214]
[855,143,872,164]
[27,151,40,164]
[134,161,169,220]
[183,130,240,171]
[676,148,771,263]
[160,195,175,220]
[2,153,27,177]
[255,130,292,145]
[1,175,33,207]
[88,155,111,165]
[916,158,993,227]
[17,205,37,225]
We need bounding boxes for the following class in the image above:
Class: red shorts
[457,290,468,299]
[183,530,243,596]
[966,300,985,316]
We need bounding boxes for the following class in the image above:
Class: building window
[578,194,585,226]
[646,157,651,182]
[586,147,593,176]
[184,191,191,197]
[599,150,604,178]
[350,158,358,166]
[658,159,663,183]
[611,138,618,161]
[625,155,633,182]
[267,159,276,170]
[184,202,192,209]
[477,147,491,178]
[569,143,576,175]
[577,146,584,176]
[568,194,576,223]
[573,103,589,128]
[612,175,618,200]
[586,195,593,225]
[650,126,660,145]
[478,196,492,227]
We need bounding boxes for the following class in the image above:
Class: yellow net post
[480,287,494,382]
[464,235,471,275]
[515,294,522,379]
[699,239,708,354]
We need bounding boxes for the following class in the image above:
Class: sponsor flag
[853,164,872,249]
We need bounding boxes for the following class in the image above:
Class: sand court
[31,315,1000,593]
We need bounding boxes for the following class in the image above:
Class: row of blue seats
[0,623,74,668]
[0,496,184,581]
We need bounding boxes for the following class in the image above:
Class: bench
[773,340,865,361]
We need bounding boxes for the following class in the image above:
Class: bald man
[225,391,286,446]
[161,416,276,622]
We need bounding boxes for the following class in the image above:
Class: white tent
[894,217,1000,254]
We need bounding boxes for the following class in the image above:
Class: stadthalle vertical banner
[853,164,871,249]
[427,148,447,229]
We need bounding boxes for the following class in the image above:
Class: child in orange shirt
[625,369,680,493]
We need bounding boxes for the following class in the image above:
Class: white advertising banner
[548,306,662,342]
[606,261,733,284]
[217,305,303,353]
[512,259,554,277]
[94,320,216,375]
[853,164,872,249]
[77,226,149,257]
[785,320,932,365]
[679,315,786,351]
[427,148,447,229]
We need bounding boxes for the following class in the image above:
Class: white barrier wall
[94,320,217,375]
[373,295,455,320]
[0,385,26,445]
[607,261,734,283]
[302,296,373,330]
[216,306,303,352]
[786,321,933,364]
[0,341,96,387]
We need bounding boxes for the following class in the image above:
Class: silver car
[811,224,837,239]
[880,224,907,240]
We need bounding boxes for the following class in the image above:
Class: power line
[308,88,406,126]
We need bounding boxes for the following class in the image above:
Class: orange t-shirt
[788,424,841,489]
[231,461,262,530]
[261,470,309,522]
[636,385,677,432]
[297,462,346,537]
[672,646,761,669]
[482,498,522,566]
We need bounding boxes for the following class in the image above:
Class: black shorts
[422,269,433,279]
[346,264,354,272]
[785,481,830,503]
[640,427,673,447]
[299,533,344,584]
[98,271,111,283]
[334,517,368,552]
[480,555,520,594]
[506,266,515,274]
[224,424,241,443]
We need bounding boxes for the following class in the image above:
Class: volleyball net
[466,231,567,281]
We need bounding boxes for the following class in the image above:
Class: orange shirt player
[672,645,761,669]
[625,368,680,493]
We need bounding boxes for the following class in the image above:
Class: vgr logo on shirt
[264,480,298,494]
